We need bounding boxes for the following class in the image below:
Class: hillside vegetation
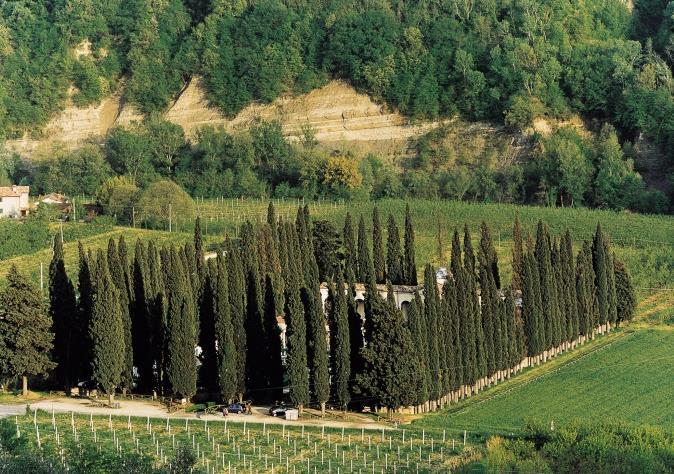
[0,0,673,212]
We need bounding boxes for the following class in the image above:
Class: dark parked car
[227,403,245,414]
[268,404,288,417]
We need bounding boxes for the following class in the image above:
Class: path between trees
[11,398,389,431]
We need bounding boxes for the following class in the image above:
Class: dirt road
[23,398,390,431]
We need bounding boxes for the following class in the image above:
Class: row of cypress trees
[46,204,636,414]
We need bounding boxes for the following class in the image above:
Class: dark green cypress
[214,255,237,403]
[76,242,94,383]
[372,207,386,284]
[479,267,496,378]
[357,216,375,286]
[423,265,441,401]
[450,230,462,279]
[118,236,133,301]
[199,262,218,392]
[356,284,420,413]
[592,224,609,326]
[330,274,351,409]
[225,237,247,400]
[147,241,166,394]
[614,258,636,326]
[470,267,487,382]
[306,279,330,414]
[165,246,197,399]
[440,282,454,395]
[606,245,618,327]
[504,288,519,368]
[408,291,429,406]
[194,217,206,295]
[478,221,500,289]
[403,204,418,285]
[50,237,78,395]
[283,223,310,411]
[0,266,55,397]
[463,225,476,278]
[522,253,543,356]
[386,215,403,285]
[107,238,133,393]
[132,240,153,393]
[447,276,463,391]
[575,244,592,337]
[561,231,578,341]
[457,266,477,387]
[263,273,284,399]
[89,250,125,404]
[267,201,278,245]
[512,214,524,292]
[551,239,564,347]
[534,222,555,350]
[343,213,357,283]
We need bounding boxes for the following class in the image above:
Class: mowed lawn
[419,328,674,433]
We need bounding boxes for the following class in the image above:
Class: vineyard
[5,411,472,473]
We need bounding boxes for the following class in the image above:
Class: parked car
[227,403,245,414]
[268,404,288,417]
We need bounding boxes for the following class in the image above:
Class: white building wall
[0,196,22,218]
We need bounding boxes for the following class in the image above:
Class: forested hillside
[0,0,673,211]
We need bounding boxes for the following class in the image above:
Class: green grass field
[416,326,674,435]
[6,411,466,473]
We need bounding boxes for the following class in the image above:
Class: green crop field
[5,411,468,473]
[2,198,672,304]
[193,198,674,288]
[416,326,674,435]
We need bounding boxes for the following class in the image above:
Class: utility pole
[72,197,76,223]
[168,203,172,233]
[40,262,44,294]
[60,221,64,244]
[132,206,136,229]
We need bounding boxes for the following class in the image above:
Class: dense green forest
[0,0,673,212]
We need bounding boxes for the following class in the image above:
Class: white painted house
[0,185,30,218]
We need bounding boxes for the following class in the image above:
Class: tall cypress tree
[225,237,247,400]
[614,258,636,326]
[463,225,476,278]
[50,237,78,395]
[576,244,592,337]
[450,230,462,279]
[107,238,133,393]
[592,224,609,327]
[423,265,441,402]
[403,204,418,285]
[214,255,237,403]
[479,267,496,378]
[386,215,403,285]
[440,283,454,396]
[408,291,429,406]
[267,201,278,244]
[522,253,543,357]
[560,231,578,342]
[132,240,153,392]
[302,208,330,415]
[606,246,618,327]
[263,273,284,400]
[357,216,375,286]
[356,286,420,414]
[457,266,476,388]
[147,241,166,394]
[372,207,386,284]
[534,222,555,350]
[469,266,487,382]
[283,223,310,412]
[76,242,94,383]
[478,221,500,289]
[118,236,133,302]
[550,239,564,348]
[165,246,197,399]
[199,262,218,392]
[512,214,524,292]
[448,275,463,392]
[89,251,125,404]
[0,266,55,397]
[343,213,357,283]
[329,275,351,409]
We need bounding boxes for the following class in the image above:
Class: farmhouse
[0,185,30,218]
